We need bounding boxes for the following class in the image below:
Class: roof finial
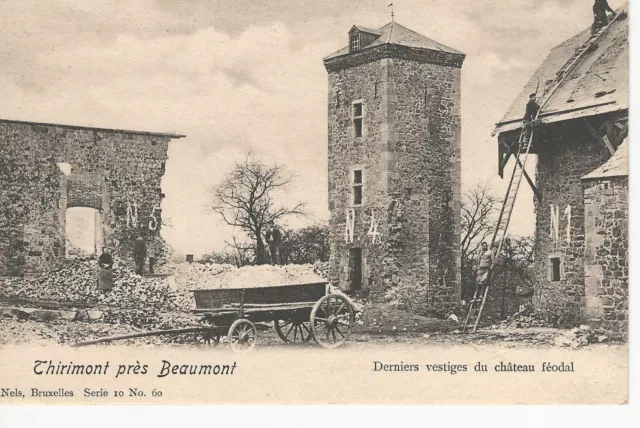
[388,3,394,21]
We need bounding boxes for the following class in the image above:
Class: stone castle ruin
[323,22,464,312]
[493,7,628,334]
[0,118,184,276]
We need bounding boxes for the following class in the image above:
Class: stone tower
[323,22,464,311]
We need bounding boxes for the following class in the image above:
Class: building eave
[324,43,465,72]
[492,104,627,136]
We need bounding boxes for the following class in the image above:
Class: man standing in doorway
[265,221,282,265]
[133,235,147,275]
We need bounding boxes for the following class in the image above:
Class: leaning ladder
[462,12,623,333]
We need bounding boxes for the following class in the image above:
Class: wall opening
[352,168,363,206]
[65,207,102,258]
[353,102,363,137]
[548,256,562,282]
[348,248,363,291]
[57,162,72,176]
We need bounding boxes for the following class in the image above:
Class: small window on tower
[547,255,563,282]
[353,102,363,138]
[350,34,361,51]
[352,168,363,206]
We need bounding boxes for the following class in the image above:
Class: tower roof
[324,21,463,61]
[493,4,628,135]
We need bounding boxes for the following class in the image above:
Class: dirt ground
[0,315,598,349]
[0,318,628,405]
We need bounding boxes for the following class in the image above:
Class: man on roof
[521,92,540,145]
[592,0,616,34]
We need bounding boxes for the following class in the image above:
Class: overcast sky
[0,0,627,256]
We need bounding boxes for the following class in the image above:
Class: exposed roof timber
[582,137,628,179]
[493,103,626,134]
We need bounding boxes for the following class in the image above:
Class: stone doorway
[65,207,103,258]
[348,248,363,291]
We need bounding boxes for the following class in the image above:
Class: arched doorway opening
[65,207,102,258]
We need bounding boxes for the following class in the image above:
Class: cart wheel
[310,294,355,349]
[194,328,221,347]
[274,319,313,344]
[228,319,257,353]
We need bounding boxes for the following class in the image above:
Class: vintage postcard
[0,0,629,405]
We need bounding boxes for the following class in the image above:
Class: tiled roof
[582,137,628,179]
[324,21,462,60]
[493,5,628,135]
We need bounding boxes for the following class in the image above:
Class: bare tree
[212,156,306,264]
[460,185,499,262]
[279,224,330,265]
[460,185,498,300]
[491,236,535,318]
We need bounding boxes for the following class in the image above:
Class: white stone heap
[173,262,327,291]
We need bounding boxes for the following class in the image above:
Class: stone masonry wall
[326,52,462,315]
[0,120,172,276]
[533,121,610,323]
[583,177,628,335]
[389,58,461,311]
[0,124,63,276]
[327,60,391,296]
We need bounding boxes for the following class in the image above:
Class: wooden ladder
[462,12,622,333]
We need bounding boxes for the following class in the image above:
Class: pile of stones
[553,324,608,348]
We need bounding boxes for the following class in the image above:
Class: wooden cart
[191,282,355,352]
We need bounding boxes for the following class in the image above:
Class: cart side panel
[243,283,326,305]
[193,289,243,309]
[192,282,327,309]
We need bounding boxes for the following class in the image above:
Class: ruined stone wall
[532,122,610,323]
[0,123,64,275]
[0,120,171,276]
[583,177,628,335]
[326,53,462,314]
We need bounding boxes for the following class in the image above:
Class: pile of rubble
[173,262,327,290]
[494,308,551,329]
[554,325,608,348]
[0,258,179,312]
[0,258,203,330]
[1,259,364,330]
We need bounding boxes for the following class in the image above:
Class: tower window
[353,102,363,137]
[352,168,363,206]
[350,34,361,51]
[547,255,563,282]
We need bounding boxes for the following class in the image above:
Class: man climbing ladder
[463,5,623,334]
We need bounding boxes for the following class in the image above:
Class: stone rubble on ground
[0,258,366,331]
[493,308,551,329]
[553,324,607,348]
[0,258,179,312]
[174,262,327,290]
